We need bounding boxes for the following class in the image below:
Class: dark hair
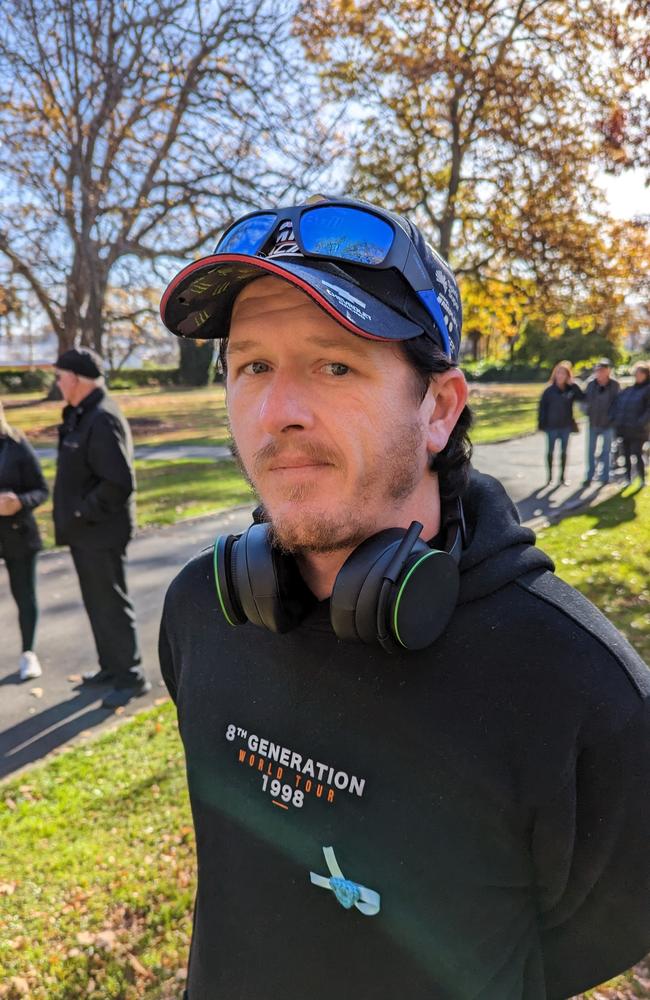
[400,336,473,502]
[219,334,473,501]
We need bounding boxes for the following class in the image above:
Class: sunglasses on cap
[215,200,455,358]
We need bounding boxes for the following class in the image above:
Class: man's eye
[322,362,350,377]
[243,361,269,375]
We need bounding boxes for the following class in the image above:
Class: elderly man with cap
[53,347,149,709]
[582,357,620,486]
[158,196,650,1000]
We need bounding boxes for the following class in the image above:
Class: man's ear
[423,369,469,457]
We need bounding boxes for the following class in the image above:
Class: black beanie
[55,347,104,379]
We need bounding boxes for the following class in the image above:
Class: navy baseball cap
[160,197,462,360]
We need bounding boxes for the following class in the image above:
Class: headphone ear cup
[330,529,429,644]
[214,534,248,626]
[231,524,265,628]
[388,549,459,650]
[232,523,315,633]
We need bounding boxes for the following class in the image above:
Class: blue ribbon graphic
[309,846,380,916]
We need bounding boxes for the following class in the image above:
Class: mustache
[251,439,343,477]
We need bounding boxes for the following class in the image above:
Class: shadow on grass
[534,485,649,662]
[517,482,641,530]
[558,487,641,530]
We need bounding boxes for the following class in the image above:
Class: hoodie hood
[458,469,554,605]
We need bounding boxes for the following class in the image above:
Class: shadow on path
[0,689,111,779]
[3,397,50,411]
[517,481,605,525]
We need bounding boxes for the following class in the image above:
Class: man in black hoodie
[53,347,150,709]
[158,197,650,1000]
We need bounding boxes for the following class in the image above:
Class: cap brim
[160,253,425,343]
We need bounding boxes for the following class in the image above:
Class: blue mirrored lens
[216,213,277,255]
[300,206,394,265]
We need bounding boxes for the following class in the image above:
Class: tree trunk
[467,329,481,362]
[178,339,215,386]
[45,381,63,401]
[84,263,108,356]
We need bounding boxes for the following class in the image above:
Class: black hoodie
[159,471,650,1000]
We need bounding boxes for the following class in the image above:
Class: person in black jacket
[53,348,150,709]
[611,361,650,486]
[157,197,650,1000]
[0,400,48,680]
[537,360,585,485]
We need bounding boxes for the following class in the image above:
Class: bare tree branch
[0,0,329,357]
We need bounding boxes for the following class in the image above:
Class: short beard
[268,507,369,555]
[232,419,426,555]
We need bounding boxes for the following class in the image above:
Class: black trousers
[5,551,38,652]
[621,436,646,482]
[70,545,143,686]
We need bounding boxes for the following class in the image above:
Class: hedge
[104,367,178,389]
[462,361,551,382]
[0,367,53,392]
[0,366,178,393]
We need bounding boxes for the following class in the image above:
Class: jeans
[586,426,614,482]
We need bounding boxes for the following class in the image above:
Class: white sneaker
[19,651,42,681]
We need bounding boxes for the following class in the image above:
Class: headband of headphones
[213,499,465,652]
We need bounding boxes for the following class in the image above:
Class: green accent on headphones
[214,539,236,627]
[392,550,438,648]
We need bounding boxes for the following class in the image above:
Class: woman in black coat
[611,361,650,486]
[0,400,49,680]
[537,360,585,485]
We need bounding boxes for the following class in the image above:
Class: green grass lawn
[5,381,545,450]
[3,386,231,448]
[467,382,543,444]
[1,484,648,998]
[34,458,253,549]
[536,481,650,664]
[0,705,194,999]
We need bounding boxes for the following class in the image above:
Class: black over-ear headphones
[213,500,465,652]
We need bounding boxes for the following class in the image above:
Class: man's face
[55,368,78,403]
[226,277,435,554]
[595,366,610,385]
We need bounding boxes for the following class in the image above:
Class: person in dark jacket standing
[582,358,619,486]
[0,400,48,680]
[611,361,650,486]
[53,348,150,709]
[537,360,585,485]
[157,197,650,1000]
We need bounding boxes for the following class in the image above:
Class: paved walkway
[2,425,625,780]
[473,424,624,529]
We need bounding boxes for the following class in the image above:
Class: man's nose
[257,373,315,435]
